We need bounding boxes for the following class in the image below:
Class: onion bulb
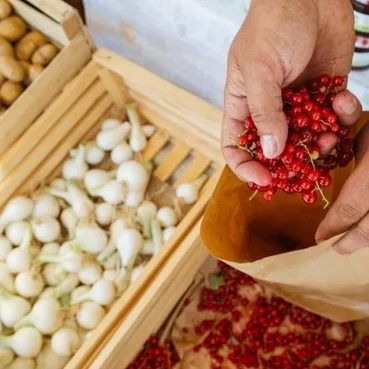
[126,104,147,152]
[32,194,60,219]
[0,197,33,233]
[96,122,131,151]
[0,327,42,358]
[156,207,178,227]
[62,144,88,180]
[51,327,81,357]
[76,302,106,330]
[176,174,208,205]
[15,297,63,334]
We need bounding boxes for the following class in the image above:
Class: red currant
[238,134,248,146]
[318,74,331,87]
[302,191,318,204]
[332,75,344,87]
[308,169,320,181]
[318,174,333,188]
[244,117,256,130]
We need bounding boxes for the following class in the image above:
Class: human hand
[222,0,355,186]
[315,94,369,254]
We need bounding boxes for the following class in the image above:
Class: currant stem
[249,190,259,202]
[315,183,330,209]
[297,141,316,170]
[231,138,253,156]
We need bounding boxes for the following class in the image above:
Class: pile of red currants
[235,74,354,206]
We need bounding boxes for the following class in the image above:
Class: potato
[0,0,11,20]
[0,56,26,82]
[0,16,27,42]
[0,37,13,57]
[28,63,43,83]
[15,31,47,61]
[18,60,31,85]
[18,60,30,71]
[31,43,58,66]
[0,72,5,87]
[0,80,23,105]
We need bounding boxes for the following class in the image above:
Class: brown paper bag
[200,114,369,323]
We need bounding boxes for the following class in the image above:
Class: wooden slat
[154,142,191,182]
[0,32,92,156]
[98,66,131,110]
[201,168,222,196]
[173,154,211,188]
[0,82,106,208]
[24,0,78,23]
[138,102,223,166]
[141,130,170,161]
[9,0,70,45]
[27,0,84,40]
[0,62,98,183]
[88,224,209,369]
[18,96,113,195]
[93,48,222,146]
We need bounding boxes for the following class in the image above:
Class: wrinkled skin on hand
[222,0,355,186]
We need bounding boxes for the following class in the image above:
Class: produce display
[0,0,59,113]
[129,261,369,369]
[233,74,354,207]
[0,104,206,368]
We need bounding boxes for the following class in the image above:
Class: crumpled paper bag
[200,116,369,323]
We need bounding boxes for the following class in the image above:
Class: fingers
[355,123,369,164]
[314,90,362,156]
[332,90,362,126]
[334,139,369,254]
[239,58,288,159]
[333,212,369,255]
[316,132,339,156]
[315,152,369,243]
[222,64,272,186]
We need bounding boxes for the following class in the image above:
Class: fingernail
[340,97,356,115]
[261,135,277,158]
[333,243,347,255]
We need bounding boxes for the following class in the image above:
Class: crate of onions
[0,48,223,369]
[0,0,93,158]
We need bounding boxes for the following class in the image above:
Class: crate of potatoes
[0,47,223,369]
[0,0,93,158]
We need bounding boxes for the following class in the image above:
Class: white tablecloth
[84,0,369,111]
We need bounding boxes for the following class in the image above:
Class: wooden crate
[90,223,211,369]
[3,47,223,368]
[0,0,93,157]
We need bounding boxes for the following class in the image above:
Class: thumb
[240,58,288,159]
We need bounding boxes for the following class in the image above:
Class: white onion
[0,327,42,358]
[95,203,114,226]
[96,122,131,151]
[156,207,178,227]
[0,197,33,232]
[76,302,106,330]
[5,221,28,246]
[32,194,60,219]
[15,297,63,335]
[78,260,102,285]
[111,142,133,165]
[0,236,11,261]
[51,327,81,357]
[31,216,61,243]
[14,271,45,298]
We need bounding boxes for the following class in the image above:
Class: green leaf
[208,274,225,290]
